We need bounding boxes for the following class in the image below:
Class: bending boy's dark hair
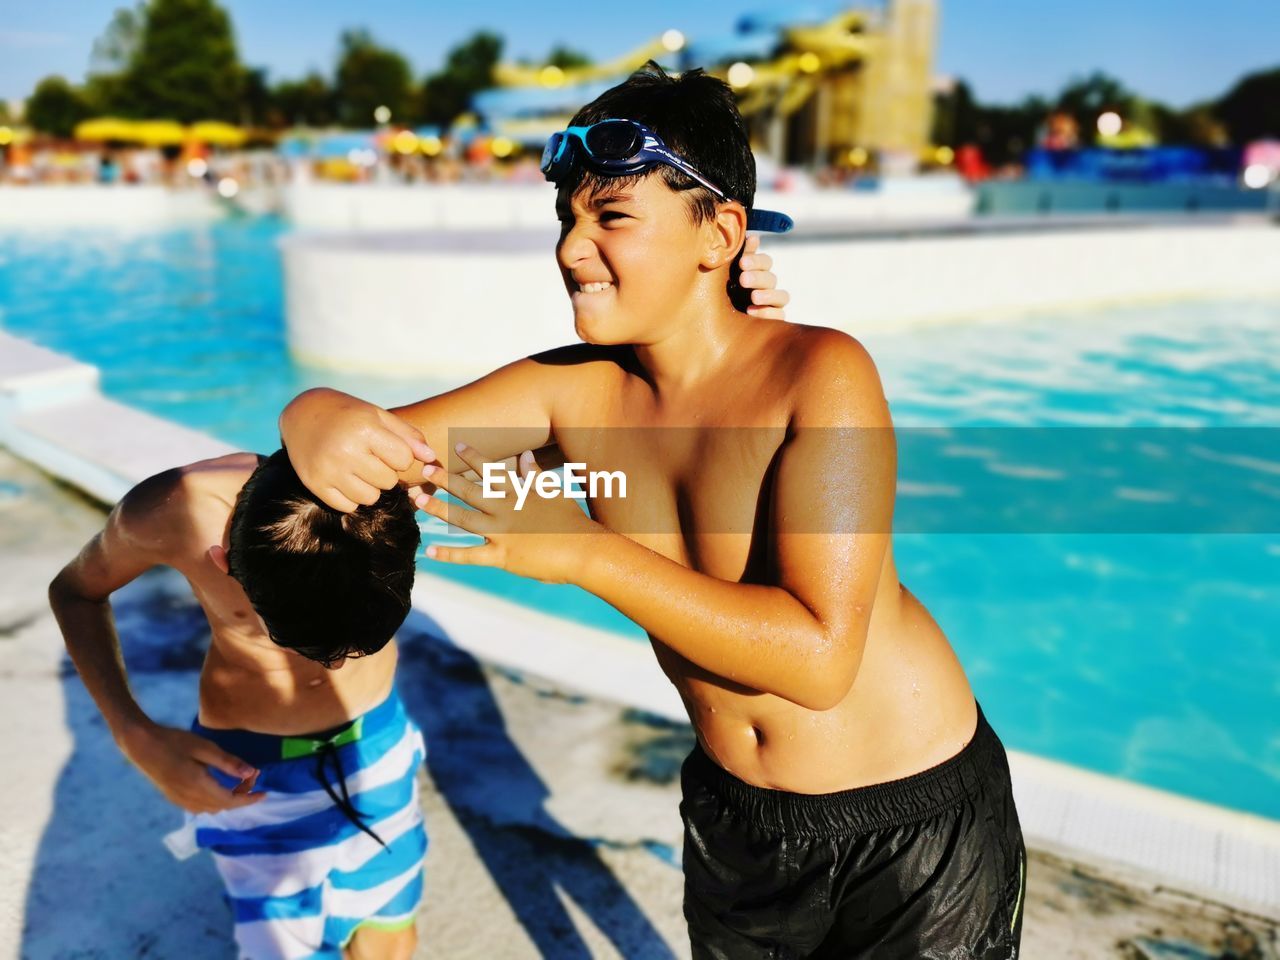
[226,449,420,666]
[568,62,757,308]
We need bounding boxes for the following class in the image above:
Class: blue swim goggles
[541,119,794,234]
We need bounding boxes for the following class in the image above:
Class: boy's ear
[702,201,748,270]
[208,544,230,575]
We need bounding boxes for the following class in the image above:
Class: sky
[1,0,1278,107]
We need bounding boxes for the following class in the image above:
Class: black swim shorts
[679,700,1025,959]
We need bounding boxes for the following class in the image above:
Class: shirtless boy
[281,65,1025,958]
[49,450,426,960]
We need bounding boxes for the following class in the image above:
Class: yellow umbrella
[189,120,247,147]
[0,126,34,146]
[74,117,138,142]
[132,120,187,146]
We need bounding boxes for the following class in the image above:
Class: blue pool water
[2,219,1277,819]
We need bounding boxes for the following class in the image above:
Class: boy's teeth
[580,281,613,293]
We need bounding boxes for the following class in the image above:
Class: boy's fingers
[739,270,777,290]
[378,411,435,462]
[518,450,538,478]
[191,771,263,811]
[744,233,760,255]
[367,430,417,474]
[747,306,785,320]
[228,792,268,808]
[739,252,773,274]
[355,458,400,492]
[190,741,255,780]
[345,477,384,507]
[407,438,436,466]
[420,495,490,535]
[406,483,434,501]
[232,770,259,795]
[425,543,496,566]
[752,288,790,306]
[321,486,361,514]
[426,466,486,511]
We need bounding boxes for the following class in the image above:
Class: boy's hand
[739,234,791,320]
[280,388,436,512]
[415,444,603,585]
[120,721,266,814]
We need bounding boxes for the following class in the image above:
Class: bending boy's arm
[49,468,262,811]
[576,333,894,711]
[48,470,184,742]
[280,348,575,512]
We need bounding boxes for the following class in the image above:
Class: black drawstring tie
[314,740,386,849]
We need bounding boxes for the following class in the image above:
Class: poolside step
[0,332,233,504]
[7,397,234,504]
[0,332,99,413]
[1009,748,1280,915]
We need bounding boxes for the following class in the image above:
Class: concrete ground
[0,448,1276,959]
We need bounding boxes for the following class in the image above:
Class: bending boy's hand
[279,388,436,512]
[739,234,791,320]
[415,443,603,585]
[120,722,266,814]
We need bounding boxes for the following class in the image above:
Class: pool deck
[2,330,1279,944]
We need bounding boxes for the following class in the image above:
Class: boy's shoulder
[776,323,888,426]
[782,322,876,369]
[114,452,259,559]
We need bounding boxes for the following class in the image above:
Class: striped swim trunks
[163,687,428,960]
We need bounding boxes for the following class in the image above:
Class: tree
[90,3,145,76]
[931,79,981,146]
[25,76,93,138]
[240,66,272,127]
[83,3,142,115]
[419,31,503,128]
[1148,102,1227,147]
[1213,66,1280,143]
[546,44,592,70]
[273,72,338,128]
[118,0,242,121]
[334,30,413,127]
[1053,71,1138,145]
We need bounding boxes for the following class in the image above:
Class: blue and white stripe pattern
[166,688,428,959]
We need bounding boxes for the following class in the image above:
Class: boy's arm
[573,332,893,711]
[48,470,263,812]
[279,349,576,512]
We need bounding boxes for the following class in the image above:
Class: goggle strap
[746,208,795,234]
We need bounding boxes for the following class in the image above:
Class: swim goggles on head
[541,119,794,234]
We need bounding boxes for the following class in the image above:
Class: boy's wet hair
[226,449,420,666]
[567,62,757,228]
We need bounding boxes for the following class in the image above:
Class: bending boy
[49,450,425,960]
[282,65,1025,959]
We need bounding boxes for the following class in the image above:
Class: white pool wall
[0,186,223,228]
[282,221,1280,377]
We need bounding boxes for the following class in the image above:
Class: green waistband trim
[281,716,365,759]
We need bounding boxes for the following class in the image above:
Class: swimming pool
[2,218,1276,819]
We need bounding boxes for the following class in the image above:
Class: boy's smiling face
[556,173,717,346]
